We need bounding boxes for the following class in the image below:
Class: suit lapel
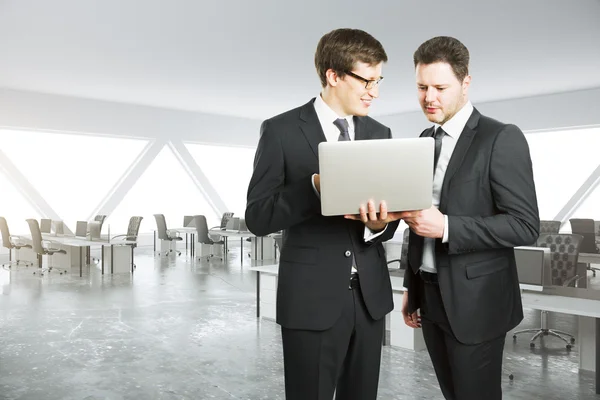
[298,99,326,159]
[353,116,371,141]
[439,109,480,206]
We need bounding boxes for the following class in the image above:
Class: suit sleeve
[245,119,321,237]
[447,125,540,253]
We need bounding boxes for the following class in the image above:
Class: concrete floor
[0,245,598,400]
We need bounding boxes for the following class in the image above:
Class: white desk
[21,235,137,276]
[209,229,276,261]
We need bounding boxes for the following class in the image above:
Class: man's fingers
[359,204,368,223]
[367,200,377,221]
[379,200,388,221]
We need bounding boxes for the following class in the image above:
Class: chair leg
[549,329,576,343]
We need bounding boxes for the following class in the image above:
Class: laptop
[514,246,550,291]
[318,137,434,216]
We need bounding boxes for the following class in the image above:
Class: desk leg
[241,238,243,265]
[596,317,599,394]
[260,237,264,260]
[153,230,156,253]
[131,245,134,274]
[256,271,260,318]
[111,245,114,274]
[383,316,387,346]
[79,247,83,277]
[101,246,105,275]
[192,234,195,257]
[185,233,188,253]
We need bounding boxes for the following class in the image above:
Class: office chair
[539,220,561,234]
[111,216,143,269]
[26,219,67,276]
[513,233,584,350]
[194,215,224,261]
[386,228,409,272]
[153,214,182,256]
[569,218,599,277]
[0,217,33,269]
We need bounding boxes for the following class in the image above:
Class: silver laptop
[318,137,434,216]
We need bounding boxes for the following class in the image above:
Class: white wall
[378,87,600,137]
[0,88,262,146]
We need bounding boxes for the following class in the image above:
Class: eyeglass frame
[344,70,384,90]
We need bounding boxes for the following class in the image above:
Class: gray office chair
[194,215,224,261]
[0,217,33,269]
[89,215,107,264]
[154,214,182,256]
[387,228,409,271]
[26,219,67,276]
[569,218,599,277]
[539,220,561,234]
[111,216,143,270]
[513,233,584,350]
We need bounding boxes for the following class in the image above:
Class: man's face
[335,61,383,117]
[416,62,470,125]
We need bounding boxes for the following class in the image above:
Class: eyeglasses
[344,70,384,90]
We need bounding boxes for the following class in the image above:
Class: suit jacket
[245,98,400,331]
[403,108,540,345]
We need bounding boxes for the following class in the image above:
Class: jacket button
[344,250,352,257]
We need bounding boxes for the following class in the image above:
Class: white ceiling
[1,0,599,120]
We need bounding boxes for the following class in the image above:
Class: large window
[525,127,600,220]
[569,183,600,222]
[185,143,256,218]
[0,129,148,231]
[0,169,43,235]
[107,146,218,234]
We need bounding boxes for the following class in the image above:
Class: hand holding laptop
[343,199,403,232]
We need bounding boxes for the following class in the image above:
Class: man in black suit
[245,28,400,400]
[399,36,540,400]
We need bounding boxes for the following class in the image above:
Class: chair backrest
[88,221,101,239]
[126,216,143,241]
[26,219,46,255]
[93,215,107,230]
[40,218,51,233]
[536,233,583,286]
[53,220,64,235]
[75,221,88,237]
[0,217,13,250]
[220,212,234,229]
[569,218,597,253]
[183,215,195,227]
[595,220,600,236]
[154,214,170,240]
[194,215,213,244]
[399,228,410,270]
[539,220,561,234]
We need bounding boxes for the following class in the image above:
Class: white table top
[249,264,279,274]
[28,234,136,247]
[209,229,257,238]
[170,227,198,233]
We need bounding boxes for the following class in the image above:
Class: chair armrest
[387,259,402,271]
[563,275,584,288]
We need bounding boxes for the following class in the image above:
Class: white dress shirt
[420,101,474,274]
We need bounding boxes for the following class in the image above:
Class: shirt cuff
[364,224,387,242]
[442,215,449,243]
[311,174,320,198]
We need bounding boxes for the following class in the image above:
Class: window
[185,143,256,218]
[525,127,600,220]
[107,146,219,234]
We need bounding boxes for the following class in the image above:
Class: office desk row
[249,265,600,394]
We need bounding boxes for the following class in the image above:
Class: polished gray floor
[0,245,598,400]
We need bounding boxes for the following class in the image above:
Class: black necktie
[333,118,351,141]
[433,126,445,171]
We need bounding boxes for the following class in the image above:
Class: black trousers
[420,273,505,400]
[281,277,384,400]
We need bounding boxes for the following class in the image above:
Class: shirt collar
[314,94,354,132]
[434,101,473,139]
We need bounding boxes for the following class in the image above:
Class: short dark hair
[413,36,470,82]
[315,28,388,88]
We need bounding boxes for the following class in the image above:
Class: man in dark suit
[245,28,400,400]
[399,36,540,400]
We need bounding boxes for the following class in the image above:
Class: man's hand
[344,200,403,231]
[402,291,421,329]
[399,206,445,239]
[314,174,321,194]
